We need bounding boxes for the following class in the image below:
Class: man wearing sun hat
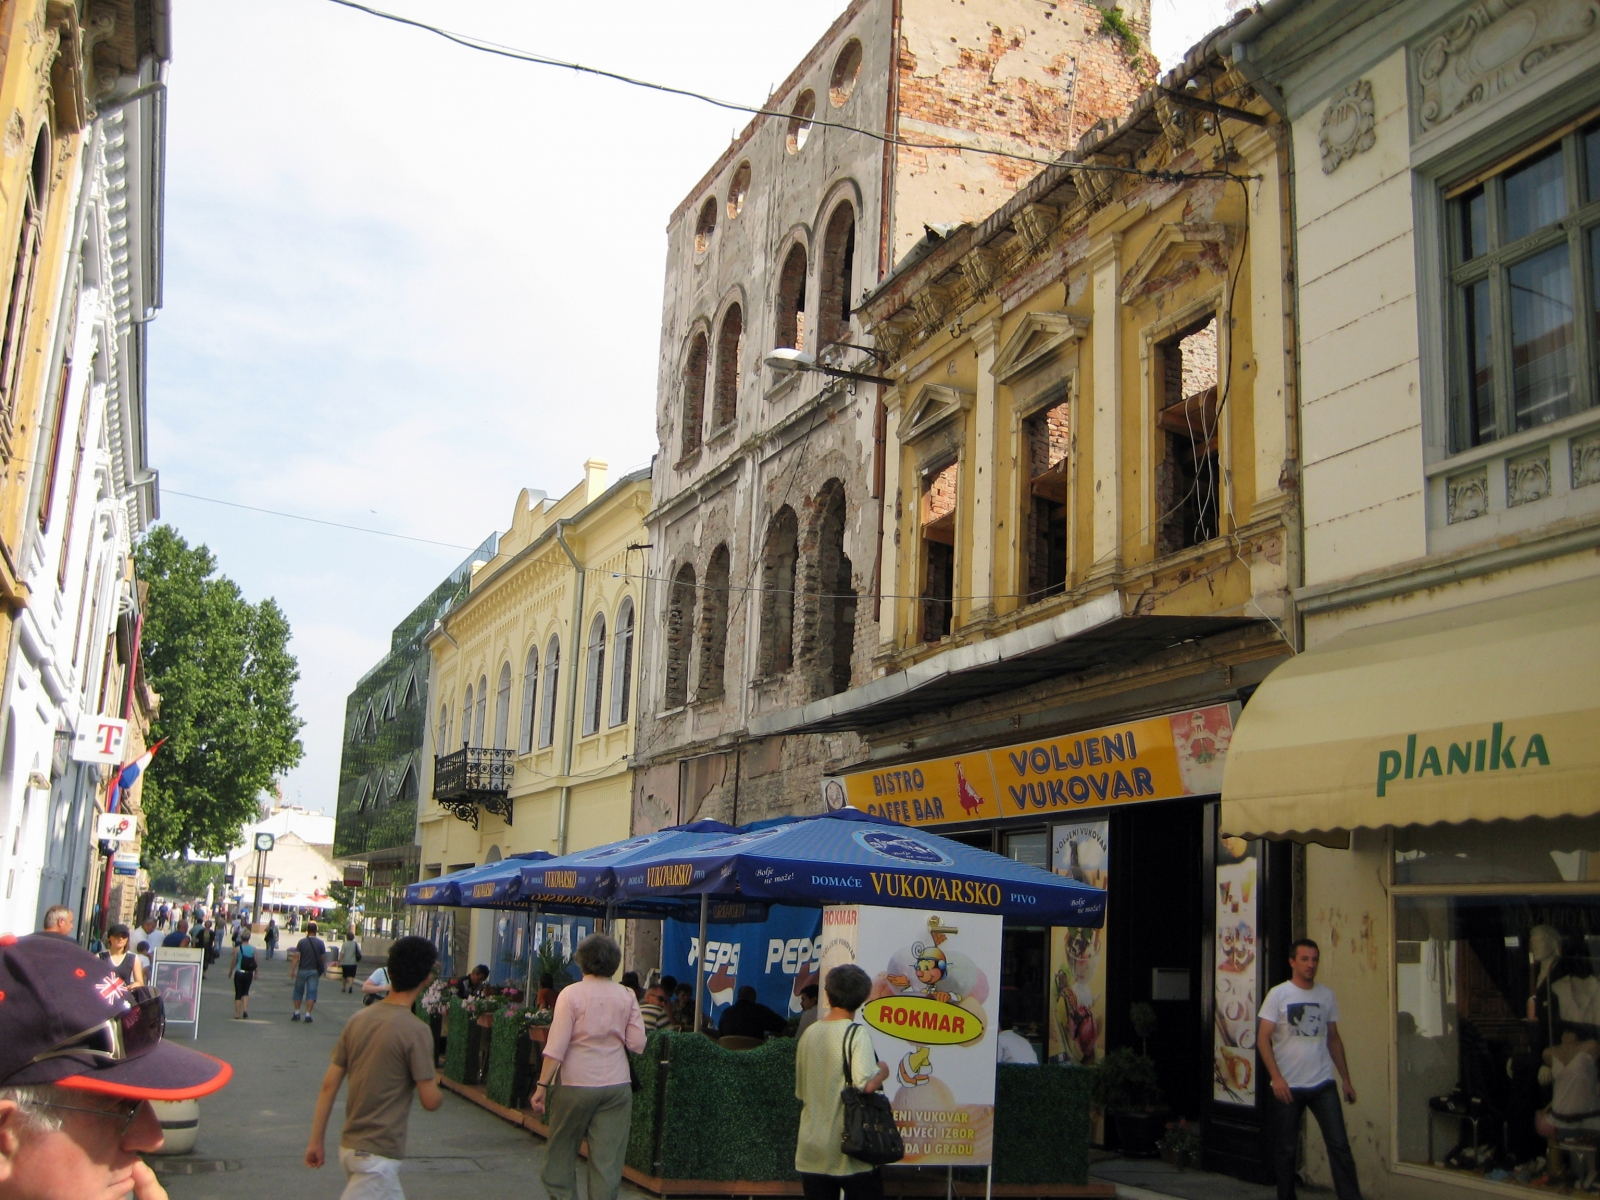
[0,931,232,1200]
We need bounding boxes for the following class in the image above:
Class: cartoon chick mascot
[881,917,978,1087]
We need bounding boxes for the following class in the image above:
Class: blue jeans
[293,969,320,1005]
[1274,1081,1362,1200]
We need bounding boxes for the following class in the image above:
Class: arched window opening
[582,613,607,736]
[664,565,696,709]
[460,684,474,749]
[802,482,855,698]
[698,545,731,702]
[519,645,539,754]
[493,661,513,749]
[819,204,856,350]
[437,702,450,754]
[0,130,49,457]
[787,90,816,154]
[775,244,808,353]
[830,40,862,106]
[694,196,718,254]
[759,507,799,676]
[538,637,560,749]
[712,305,743,431]
[609,598,635,727]
[681,333,708,457]
[727,162,751,218]
[473,674,488,747]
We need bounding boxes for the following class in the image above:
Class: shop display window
[1395,817,1600,886]
[1395,889,1600,1190]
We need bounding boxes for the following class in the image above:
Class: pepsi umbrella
[610,809,1107,927]
[516,821,740,910]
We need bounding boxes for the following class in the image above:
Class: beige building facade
[418,461,649,971]
[1221,3,1600,1198]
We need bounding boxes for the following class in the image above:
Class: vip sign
[827,904,1002,1166]
[94,813,137,843]
[71,716,128,765]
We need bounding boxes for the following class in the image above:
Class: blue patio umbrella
[515,822,741,910]
[610,808,1108,927]
[404,852,553,909]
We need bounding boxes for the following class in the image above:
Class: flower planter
[1112,1109,1169,1158]
[485,1019,526,1108]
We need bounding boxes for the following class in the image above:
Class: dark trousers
[1275,1081,1362,1200]
[800,1171,884,1200]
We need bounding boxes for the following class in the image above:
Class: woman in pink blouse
[532,933,647,1200]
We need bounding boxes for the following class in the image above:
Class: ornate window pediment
[992,312,1090,384]
[901,384,973,444]
[1120,223,1235,306]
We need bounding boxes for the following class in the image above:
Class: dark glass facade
[333,534,499,876]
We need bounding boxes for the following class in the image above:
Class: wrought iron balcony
[432,746,514,829]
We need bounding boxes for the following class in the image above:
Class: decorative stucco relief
[1415,0,1600,133]
[1506,446,1552,506]
[1320,79,1376,172]
[1447,466,1489,522]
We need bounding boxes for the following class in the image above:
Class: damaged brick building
[630,0,1152,840]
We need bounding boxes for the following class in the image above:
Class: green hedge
[624,1034,1090,1185]
[485,1019,528,1108]
[442,1001,470,1083]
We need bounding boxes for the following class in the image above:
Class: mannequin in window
[1540,1030,1600,1182]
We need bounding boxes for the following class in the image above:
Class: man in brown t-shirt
[306,936,443,1199]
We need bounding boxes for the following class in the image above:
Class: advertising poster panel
[662,905,822,1026]
[1213,835,1260,1104]
[822,904,1002,1167]
[151,948,205,1036]
[1048,821,1108,1066]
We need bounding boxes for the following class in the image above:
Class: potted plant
[1091,1047,1166,1157]
[1157,1119,1201,1169]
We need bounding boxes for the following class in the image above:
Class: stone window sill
[707,421,737,445]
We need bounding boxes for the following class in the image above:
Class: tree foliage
[134,525,304,858]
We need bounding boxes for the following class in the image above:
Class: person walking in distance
[1259,940,1363,1200]
[794,964,891,1200]
[232,930,259,1019]
[531,933,646,1200]
[265,917,279,961]
[339,930,361,994]
[305,936,443,1200]
[39,906,73,939]
[290,922,328,1024]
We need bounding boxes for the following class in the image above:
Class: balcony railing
[432,746,514,829]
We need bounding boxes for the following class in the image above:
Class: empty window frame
[698,545,731,701]
[538,637,560,749]
[681,332,709,457]
[694,196,718,254]
[582,612,607,737]
[776,244,808,353]
[664,564,696,708]
[759,506,799,676]
[1451,119,1600,449]
[1155,316,1220,555]
[473,674,488,747]
[1023,395,1070,602]
[818,204,856,349]
[712,305,743,430]
[609,597,635,727]
[810,481,855,697]
[921,460,958,642]
[519,645,539,754]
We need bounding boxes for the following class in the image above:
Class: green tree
[134,525,304,858]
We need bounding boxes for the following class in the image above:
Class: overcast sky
[150,0,1239,817]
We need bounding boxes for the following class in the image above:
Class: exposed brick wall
[681,333,707,456]
[712,306,743,430]
[794,480,855,700]
[664,563,696,708]
[697,544,731,700]
[759,505,799,676]
[922,459,958,524]
[775,245,808,352]
[1025,398,1070,476]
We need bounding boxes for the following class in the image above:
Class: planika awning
[610,809,1107,927]
[1221,575,1600,839]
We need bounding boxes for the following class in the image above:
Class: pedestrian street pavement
[156,959,648,1200]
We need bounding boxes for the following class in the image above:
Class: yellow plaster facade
[418,461,649,872]
[862,69,1295,671]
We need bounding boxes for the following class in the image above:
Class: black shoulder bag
[839,1024,904,1165]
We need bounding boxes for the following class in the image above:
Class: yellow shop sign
[861,995,984,1045]
[828,703,1237,827]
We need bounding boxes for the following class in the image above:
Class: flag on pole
[108,739,165,813]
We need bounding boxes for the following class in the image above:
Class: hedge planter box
[485,1020,536,1110]
[443,1001,478,1084]
[623,1033,1094,1187]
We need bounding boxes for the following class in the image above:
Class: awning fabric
[1220,575,1600,839]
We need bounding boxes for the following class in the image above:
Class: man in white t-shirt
[1258,939,1362,1200]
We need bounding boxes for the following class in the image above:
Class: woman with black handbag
[795,964,897,1200]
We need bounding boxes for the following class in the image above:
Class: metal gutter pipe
[554,520,586,856]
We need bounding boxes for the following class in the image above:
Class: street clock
[254,832,275,853]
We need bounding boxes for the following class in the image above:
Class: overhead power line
[322,0,1240,183]
[161,489,481,551]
